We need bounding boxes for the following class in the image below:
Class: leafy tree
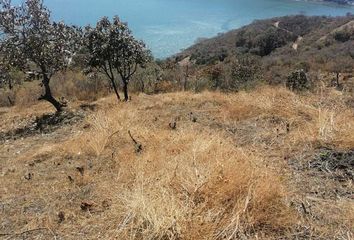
[228,55,261,90]
[253,28,296,56]
[0,59,11,89]
[0,57,26,105]
[333,27,354,42]
[0,0,82,112]
[132,63,162,94]
[85,16,151,102]
[207,64,223,90]
[286,69,310,91]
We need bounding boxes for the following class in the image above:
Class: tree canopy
[0,0,82,111]
[84,16,151,101]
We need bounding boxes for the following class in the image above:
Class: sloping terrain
[178,15,354,61]
[1,85,353,239]
[174,15,354,87]
[324,0,354,4]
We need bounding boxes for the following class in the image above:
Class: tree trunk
[123,78,129,101]
[140,79,145,93]
[7,96,14,106]
[38,74,64,112]
[214,77,220,90]
[8,79,13,90]
[110,78,121,102]
[336,72,340,87]
[183,65,189,91]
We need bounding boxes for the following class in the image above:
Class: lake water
[41,0,354,58]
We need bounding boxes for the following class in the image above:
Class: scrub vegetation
[0,1,353,239]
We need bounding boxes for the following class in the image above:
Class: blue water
[37,0,354,58]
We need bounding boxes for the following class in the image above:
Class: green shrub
[286,69,311,91]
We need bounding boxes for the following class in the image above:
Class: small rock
[24,172,33,180]
[80,201,94,211]
[68,175,74,183]
[169,120,177,130]
[189,112,197,122]
[135,143,143,153]
[76,166,85,176]
[88,159,93,169]
[58,211,65,223]
[102,199,112,209]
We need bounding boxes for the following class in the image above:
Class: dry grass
[71,104,294,239]
[0,70,110,109]
[1,86,353,239]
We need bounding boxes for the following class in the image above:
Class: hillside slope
[179,15,354,59]
[324,0,354,4]
[174,15,354,87]
[1,86,353,239]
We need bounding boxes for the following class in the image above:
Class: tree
[252,28,296,56]
[132,63,162,94]
[84,16,151,102]
[0,59,11,89]
[206,64,223,90]
[0,0,81,112]
[228,55,261,90]
[333,27,354,43]
[286,69,310,91]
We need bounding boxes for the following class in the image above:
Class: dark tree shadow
[0,111,84,141]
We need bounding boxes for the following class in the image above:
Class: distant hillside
[178,15,354,62]
[324,0,354,5]
[173,14,354,88]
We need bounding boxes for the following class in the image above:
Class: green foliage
[333,27,354,42]
[0,60,11,89]
[286,69,311,91]
[131,63,163,94]
[253,28,296,56]
[178,14,354,92]
[0,0,82,111]
[233,26,297,57]
[189,48,228,65]
[0,0,81,76]
[208,65,224,90]
[227,55,262,90]
[295,62,311,72]
[275,15,329,36]
[84,16,152,101]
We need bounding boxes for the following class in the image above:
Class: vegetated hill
[180,15,354,61]
[175,15,354,87]
[0,86,353,239]
[324,0,354,4]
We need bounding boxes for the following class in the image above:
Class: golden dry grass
[1,86,353,239]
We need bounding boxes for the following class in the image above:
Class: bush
[223,55,262,91]
[254,28,296,56]
[130,64,163,94]
[286,69,311,91]
[333,27,354,42]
